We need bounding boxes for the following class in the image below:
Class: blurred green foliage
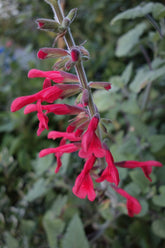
[0,0,165,247]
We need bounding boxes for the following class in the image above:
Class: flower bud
[53,57,70,70]
[38,48,68,59]
[71,48,81,62]
[79,46,90,60]
[66,8,78,24]
[36,18,59,32]
[89,81,111,91]
[65,59,75,70]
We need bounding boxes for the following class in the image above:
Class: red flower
[24,103,85,116]
[72,155,96,201]
[36,100,49,136]
[115,160,162,182]
[111,185,142,217]
[39,143,80,158]
[43,78,52,89]
[54,138,66,173]
[96,144,119,186]
[48,131,81,141]
[37,111,49,136]
[28,69,78,83]
[78,115,105,158]
[11,86,63,112]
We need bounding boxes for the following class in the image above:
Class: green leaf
[124,182,141,197]
[127,115,149,139]
[21,220,36,237]
[121,62,133,85]
[62,214,89,248]
[153,3,165,19]
[152,186,165,207]
[59,153,70,175]
[118,167,128,180]
[137,199,149,217]
[121,96,140,114]
[23,178,49,202]
[4,232,19,248]
[110,76,124,91]
[51,195,68,217]
[130,169,150,192]
[152,219,165,238]
[111,3,154,24]
[147,135,165,153]
[115,22,148,57]
[33,154,54,176]
[43,212,65,248]
[93,90,116,112]
[130,65,165,93]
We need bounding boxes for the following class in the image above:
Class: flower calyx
[36,18,60,32]
[61,8,78,29]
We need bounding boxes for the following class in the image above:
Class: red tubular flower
[111,185,142,217]
[24,103,86,116]
[78,115,105,158]
[36,100,49,136]
[11,86,63,112]
[40,142,80,173]
[37,112,49,136]
[115,160,162,182]
[72,155,96,201]
[48,131,81,141]
[39,143,80,158]
[96,144,119,186]
[54,138,66,173]
[28,69,79,83]
[43,78,52,89]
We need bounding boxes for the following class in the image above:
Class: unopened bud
[53,57,70,70]
[65,59,75,70]
[71,48,80,62]
[66,8,78,24]
[38,48,68,60]
[36,18,59,32]
[89,81,111,91]
[79,46,90,60]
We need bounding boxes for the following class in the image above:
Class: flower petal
[111,185,142,217]
[115,160,162,181]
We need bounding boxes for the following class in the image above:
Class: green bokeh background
[0,0,165,247]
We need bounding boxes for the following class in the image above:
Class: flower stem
[54,1,105,169]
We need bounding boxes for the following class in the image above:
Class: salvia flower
[10,0,163,218]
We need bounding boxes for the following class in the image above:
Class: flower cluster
[11,0,163,217]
